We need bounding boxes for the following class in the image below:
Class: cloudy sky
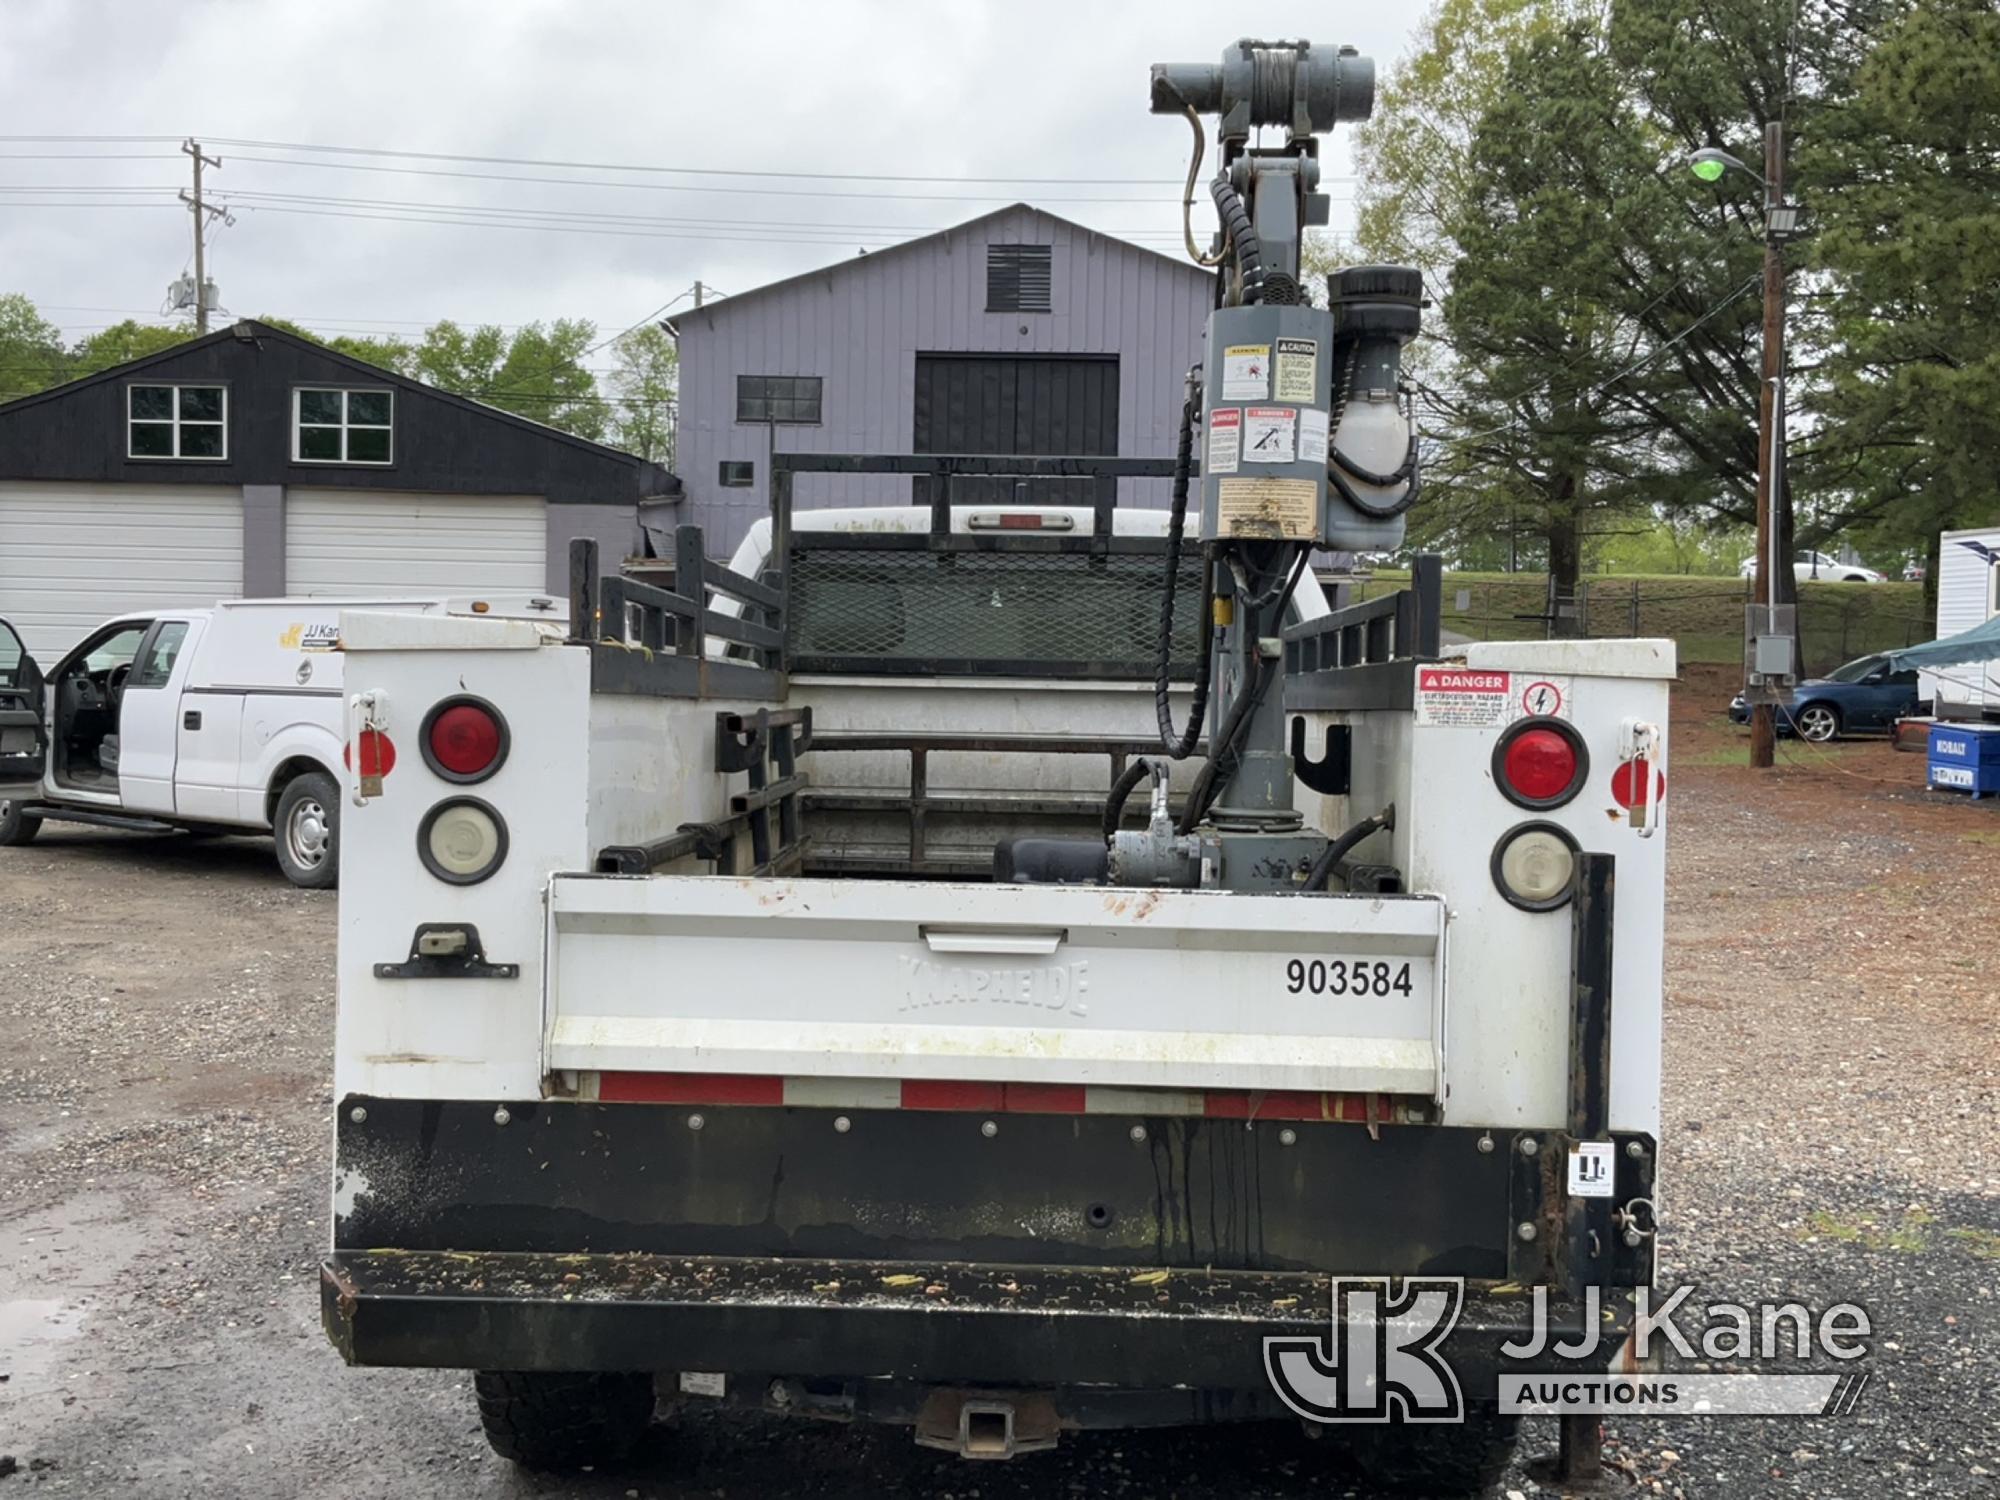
[3,1,1426,358]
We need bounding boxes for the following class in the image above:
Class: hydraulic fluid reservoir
[1325,265,1423,531]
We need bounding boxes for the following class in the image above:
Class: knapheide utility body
[318,39,1672,1490]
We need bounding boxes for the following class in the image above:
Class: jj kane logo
[1264,1278,1466,1423]
[1266,1279,1876,1422]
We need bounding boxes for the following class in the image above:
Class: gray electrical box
[1743,603,1798,700]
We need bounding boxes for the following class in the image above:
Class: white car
[1739,550,1884,583]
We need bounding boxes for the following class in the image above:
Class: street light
[1689,147,1761,187]
[1690,127,1794,770]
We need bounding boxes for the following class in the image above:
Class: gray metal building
[666,205,1215,554]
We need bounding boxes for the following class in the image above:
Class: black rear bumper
[322,1249,1634,1395]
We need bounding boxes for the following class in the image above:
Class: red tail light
[421,697,509,784]
[1494,720,1587,809]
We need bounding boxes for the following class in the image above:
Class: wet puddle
[0,1296,82,1385]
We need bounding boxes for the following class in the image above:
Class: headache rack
[570,450,1443,881]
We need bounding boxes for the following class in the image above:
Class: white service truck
[317,39,1671,1493]
[0,596,559,886]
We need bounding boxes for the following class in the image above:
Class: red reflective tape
[1001,1083,1089,1114]
[1203,1091,1318,1120]
[596,1072,785,1106]
[899,1080,1005,1112]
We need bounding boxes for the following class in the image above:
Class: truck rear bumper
[321,1249,1634,1395]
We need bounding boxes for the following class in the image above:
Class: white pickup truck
[0,597,559,887]
[318,481,1672,1491]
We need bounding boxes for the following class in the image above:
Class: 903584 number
[1285,958,1414,998]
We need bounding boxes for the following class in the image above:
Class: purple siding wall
[672,206,1214,554]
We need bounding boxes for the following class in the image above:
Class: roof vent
[987,245,1052,314]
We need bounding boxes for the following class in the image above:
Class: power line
[209,150,1359,207]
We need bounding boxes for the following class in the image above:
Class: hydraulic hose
[1210,175,1265,304]
[1154,392,1214,760]
[1328,436,1422,519]
[1303,805,1397,892]
[1175,550,1314,835]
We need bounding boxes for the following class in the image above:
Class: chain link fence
[1353,572,1932,672]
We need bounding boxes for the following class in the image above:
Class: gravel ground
[0,666,1994,1497]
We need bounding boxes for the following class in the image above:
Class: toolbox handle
[921,927,1067,957]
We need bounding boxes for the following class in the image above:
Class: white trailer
[1927,528,2000,720]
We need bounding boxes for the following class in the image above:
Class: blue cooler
[1928,723,2000,798]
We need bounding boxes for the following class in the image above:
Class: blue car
[1728,652,1923,741]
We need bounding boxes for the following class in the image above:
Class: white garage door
[0,481,244,665]
[286,491,548,596]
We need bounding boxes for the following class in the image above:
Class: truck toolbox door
[0,619,49,796]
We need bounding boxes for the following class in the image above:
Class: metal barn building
[666,205,1216,554]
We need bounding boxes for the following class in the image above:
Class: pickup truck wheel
[1335,1405,1521,1495]
[274,772,339,889]
[0,798,42,846]
[473,1370,654,1470]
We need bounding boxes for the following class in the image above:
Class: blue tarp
[1883,613,2000,672]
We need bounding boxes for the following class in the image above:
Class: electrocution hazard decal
[1206,407,1241,474]
[1221,345,1270,400]
[1243,407,1298,463]
[1414,668,1576,727]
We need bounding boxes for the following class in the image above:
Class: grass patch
[1678,740,1866,768]
[1946,1227,2000,1260]
[1804,1207,1936,1253]
[1960,831,2000,846]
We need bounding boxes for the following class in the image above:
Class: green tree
[69,319,201,382]
[606,324,677,462]
[255,315,415,375]
[1804,0,2000,598]
[1430,22,1688,605]
[1352,0,1565,290]
[0,293,68,401]
[412,319,509,391]
[414,318,605,440]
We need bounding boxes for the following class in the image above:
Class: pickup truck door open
[0,619,48,797]
[116,618,201,816]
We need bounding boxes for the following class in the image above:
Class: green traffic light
[1691,157,1727,183]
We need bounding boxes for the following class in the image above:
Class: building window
[294,387,394,464]
[987,245,1053,313]
[718,461,756,488]
[128,384,226,460]
[735,375,822,425]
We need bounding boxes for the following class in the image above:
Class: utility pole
[693,280,705,309]
[179,139,223,333]
[1749,119,1787,771]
